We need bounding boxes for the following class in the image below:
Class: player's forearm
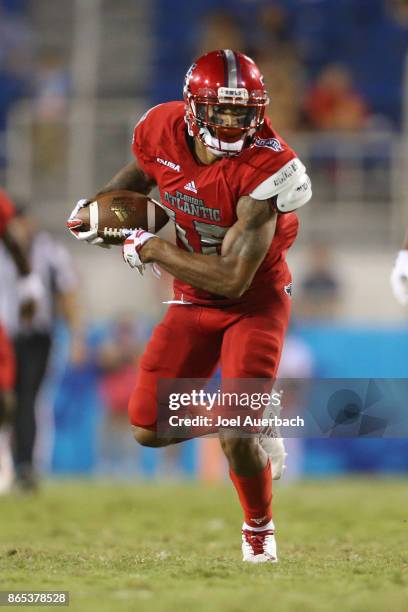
[95,161,155,197]
[142,238,252,298]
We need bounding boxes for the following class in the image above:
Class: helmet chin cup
[199,126,245,156]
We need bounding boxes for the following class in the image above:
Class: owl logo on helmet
[183,50,269,157]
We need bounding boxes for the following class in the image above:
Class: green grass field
[0,479,407,612]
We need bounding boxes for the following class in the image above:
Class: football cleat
[259,400,287,480]
[242,522,278,563]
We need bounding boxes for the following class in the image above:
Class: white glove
[18,273,45,303]
[391,250,408,305]
[67,199,111,248]
[122,228,158,276]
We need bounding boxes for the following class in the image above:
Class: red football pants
[128,280,291,430]
[0,323,15,391]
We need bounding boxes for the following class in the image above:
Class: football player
[68,50,312,562]
[391,230,408,305]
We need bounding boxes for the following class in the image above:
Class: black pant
[13,331,52,471]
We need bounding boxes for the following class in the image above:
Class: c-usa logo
[254,137,284,152]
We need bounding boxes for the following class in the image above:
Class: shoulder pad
[250,157,306,200]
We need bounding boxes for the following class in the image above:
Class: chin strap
[199,127,245,156]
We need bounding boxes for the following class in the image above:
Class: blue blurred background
[1,0,408,483]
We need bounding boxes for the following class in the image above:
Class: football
[71,190,169,245]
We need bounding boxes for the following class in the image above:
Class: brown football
[72,190,169,245]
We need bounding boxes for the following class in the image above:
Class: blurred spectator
[0,5,31,134]
[32,48,70,176]
[50,324,104,476]
[198,12,245,56]
[388,0,408,25]
[33,48,70,120]
[0,5,31,79]
[304,64,369,131]
[0,208,83,490]
[197,4,302,134]
[99,317,142,416]
[295,242,342,321]
[255,2,294,54]
[97,315,184,478]
[97,316,142,475]
[257,48,303,134]
[253,2,303,134]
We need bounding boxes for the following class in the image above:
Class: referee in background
[0,188,43,494]
[0,208,83,491]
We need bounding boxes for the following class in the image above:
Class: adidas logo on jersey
[184,180,197,194]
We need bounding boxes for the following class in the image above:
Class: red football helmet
[184,49,269,156]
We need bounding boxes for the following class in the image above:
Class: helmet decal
[222,49,239,89]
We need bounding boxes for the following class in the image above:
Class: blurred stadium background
[1,0,408,483]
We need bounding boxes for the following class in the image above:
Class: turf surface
[0,479,407,611]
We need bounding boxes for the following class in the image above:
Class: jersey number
[166,210,228,255]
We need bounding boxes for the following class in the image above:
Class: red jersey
[0,188,15,237]
[132,101,300,306]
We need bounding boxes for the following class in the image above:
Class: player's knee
[219,434,259,460]
[131,426,163,448]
